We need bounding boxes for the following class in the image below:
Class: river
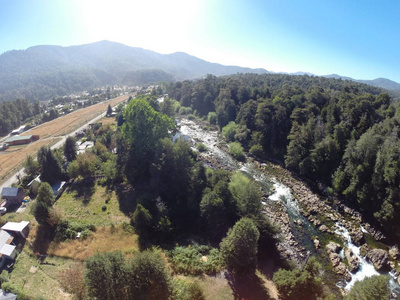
[176,117,400,295]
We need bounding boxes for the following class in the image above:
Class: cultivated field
[0,94,130,184]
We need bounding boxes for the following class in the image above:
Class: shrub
[229,142,245,160]
[249,144,264,158]
[179,106,193,115]
[196,143,207,152]
[101,205,107,211]
[172,278,205,300]
[222,121,237,142]
[207,112,217,125]
[168,245,222,275]
[187,114,195,120]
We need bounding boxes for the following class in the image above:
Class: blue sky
[1,0,399,82]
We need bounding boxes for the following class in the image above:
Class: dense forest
[166,73,400,240]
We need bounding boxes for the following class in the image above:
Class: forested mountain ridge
[0,40,267,102]
[167,73,400,240]
[2,40,399,102]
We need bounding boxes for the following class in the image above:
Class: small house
[1,187,25,206]
[1,221,30,239]
[0,230,17,262]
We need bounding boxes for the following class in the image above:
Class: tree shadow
[226,271,272,300]
[68,179,95,205]
[32,224,53,255]
[114,182,137,216]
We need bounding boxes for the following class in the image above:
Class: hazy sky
[1,0,399,82]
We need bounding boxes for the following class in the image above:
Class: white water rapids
[176,117,400,294]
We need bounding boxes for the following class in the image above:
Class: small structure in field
[1,221,30,239]
[1,187,25,207]
[0,230,17,261]
[4,135,39,146]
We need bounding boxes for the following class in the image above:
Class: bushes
[207,112,217,125]
[168,245,222,275]
[273,257,323,300]
[172,279,205,300]
[196,143,207,152]
[179,106,193,115]
[222,121,237,142]
[228,142,244,160]
[54,221,95,241]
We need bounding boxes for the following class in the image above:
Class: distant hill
[0,41,268,102]
[324,74,400,93]
[1,40,399,102]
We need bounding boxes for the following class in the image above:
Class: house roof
[1,188,19,197]
[0,231,13,249]
[0,244,16,257]
[1,221,29,233]
[0,289,17,300]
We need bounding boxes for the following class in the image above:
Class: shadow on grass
[68,179,95,205]
[226,272,272,300]
[32,224,53,255]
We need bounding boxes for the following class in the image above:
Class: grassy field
[0,94,130,185]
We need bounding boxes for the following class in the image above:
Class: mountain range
[0,40,399,102]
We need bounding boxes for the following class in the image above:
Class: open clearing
[0,94,130,184]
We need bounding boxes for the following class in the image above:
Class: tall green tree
[219,217,259,274]
[121,96,174,185]
[32,182,55,225]
[64,136,77,162]
[38,147,63,185]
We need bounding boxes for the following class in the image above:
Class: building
[1,221,30,239]
[0,230,17,261]
[1,187,25,206]
[4,135,39,146]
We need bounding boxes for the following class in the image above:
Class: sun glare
[75,0,201,53]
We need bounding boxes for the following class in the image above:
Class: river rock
[345,248,360,273]
[326,241,341,253]
[319,224,328,232]
[329,253,341,267]
[389,245,400,260]
[359,244,371,257]
[367,249,389,271]
[336,262,347,276]
[314,239,320,249]
[350,228,365,246]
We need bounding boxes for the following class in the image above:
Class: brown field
[0,94,130,184]
[26,94,129,138]
[0,138,61,183]
[47,226,138,261]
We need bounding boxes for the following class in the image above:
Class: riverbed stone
[319,224,328,232]
[314,239,320,249]
[389,245,400,260]
[367,249,389,271]
[345,248,360,273]
[329,253,341,267]
[360,244,371,257]
[326,241,341,254]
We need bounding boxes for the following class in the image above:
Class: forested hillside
[167,73,400,239]
[0,41,266,102]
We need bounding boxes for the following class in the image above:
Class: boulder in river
[389,245,400,260]
[345,248,360,273]
[326,241,341,254]
[367,248,389,271]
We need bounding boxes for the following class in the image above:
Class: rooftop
[1,187,19,197]
[1,221,29,232]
